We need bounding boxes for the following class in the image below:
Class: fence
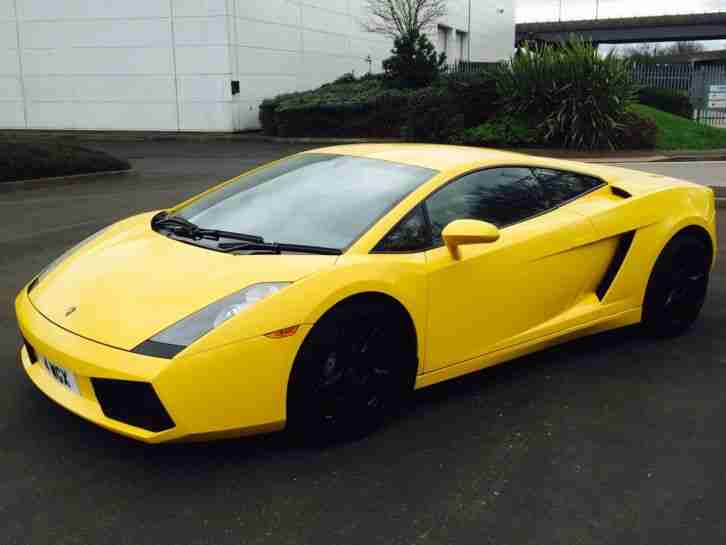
[443,61,499,74]
[631,63,726,128]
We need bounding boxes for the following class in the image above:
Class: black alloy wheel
[643,233,711,338]
[287,298,416,442]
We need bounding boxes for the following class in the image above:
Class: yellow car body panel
[14,145,717,443]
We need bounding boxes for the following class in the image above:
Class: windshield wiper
[152,213,263,244]
[218,241,342,256]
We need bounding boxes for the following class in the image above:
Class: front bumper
[16,290,310,443]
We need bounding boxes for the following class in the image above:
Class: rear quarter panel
[565,172,716,310]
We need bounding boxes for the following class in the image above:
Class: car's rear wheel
[286,297,416,442]
[643,232,711,338]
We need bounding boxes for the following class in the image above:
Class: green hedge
[259,54,657,150]
[637,88,693,119]
[260,72,500,141]
[0,141,131,183]
[260,76,413,137]
[402,73,500,141]
[449,116,540,147]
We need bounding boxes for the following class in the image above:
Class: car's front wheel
[286,297,417,442]
[643,231,712,338]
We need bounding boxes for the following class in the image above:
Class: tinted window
[176,154,436,250]
[532,168,603,207]
[374,205,431,252]
[426,168,547,245]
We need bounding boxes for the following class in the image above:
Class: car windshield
[175,153,437,250]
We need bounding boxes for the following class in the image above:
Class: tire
[286,297,416,442]
[643,232,711,338]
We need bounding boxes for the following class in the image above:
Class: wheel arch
[672,224,715,267]
[300,291,421,374]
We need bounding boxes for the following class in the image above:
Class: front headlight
[132,282,290,358]
[29,225,113,292]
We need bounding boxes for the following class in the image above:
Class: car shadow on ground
[20,322,654,461]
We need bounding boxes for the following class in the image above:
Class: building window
[456,31,468,63]
[438,25,452,59]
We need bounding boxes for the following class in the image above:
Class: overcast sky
[516,0,726,50]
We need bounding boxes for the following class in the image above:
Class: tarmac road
[1,141,725,545]
[610,160,726,188]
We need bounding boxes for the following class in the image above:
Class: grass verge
[631,104,726,151]
[0,141,131,183]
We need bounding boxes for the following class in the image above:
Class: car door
[421,167,608,372]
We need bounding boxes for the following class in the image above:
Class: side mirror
[442,219,500,259]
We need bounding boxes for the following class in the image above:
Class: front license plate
[42,357,80,395]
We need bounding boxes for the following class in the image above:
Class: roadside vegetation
[261,39,661,151]
[0,141,131,183]
[631,104,726,150]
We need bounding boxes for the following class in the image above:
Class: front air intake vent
[91,378,175,432]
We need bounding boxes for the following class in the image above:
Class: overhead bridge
[516,12,726,46]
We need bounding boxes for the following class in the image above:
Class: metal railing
[443,61,499,74]
[630,63,726,127]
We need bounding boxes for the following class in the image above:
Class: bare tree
[620,41,706,63]
[662,42,706,56]
[363,0,447,39]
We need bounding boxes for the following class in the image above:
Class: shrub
[617,109,658,149]
[383,31,446,89]
[402,72,500,141]
[0,141,131,183]
[260,76,413,137]
[494,39,637,149]
[637,87,693,119]
[449,116,539,147]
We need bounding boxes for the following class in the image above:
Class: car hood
[29,213,338,350]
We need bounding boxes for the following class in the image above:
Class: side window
[426,168,547,245]
[374,205,431,252]
[532,168,603,207]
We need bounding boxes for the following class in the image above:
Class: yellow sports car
[15,145,716,443]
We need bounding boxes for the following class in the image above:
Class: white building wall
[0,0,514,132]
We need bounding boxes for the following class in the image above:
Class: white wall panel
[237,47,301,77]
[0,21,17,48]
[0,0,514,131]
[236,19,301,52]
[21,19,172,49]
[27,101,178,129]
[236,0,300,27]
[172,0,227,18]
[234,99,260,131]
[301,5,351,35]
[236,74,297,101]
[173,17,228,46]
[0,0,15,19]
[0,76,22,99]
[24,75,176,101]
[302,29,349,56]
[22,47,173,75]
[17,0,170,20]
[178,100,234,131]
[174,45,230,74]
[0,48,19,75]
[177,75,230,102]
[0,101,25,126]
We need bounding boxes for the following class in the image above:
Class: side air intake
[596,231,636,301]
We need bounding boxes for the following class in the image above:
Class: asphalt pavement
[610,161,726,188]
[1,141,726,545]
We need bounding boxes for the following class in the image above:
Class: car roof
[307,144,532,172]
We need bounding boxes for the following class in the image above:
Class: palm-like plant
[495,38,637,150]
